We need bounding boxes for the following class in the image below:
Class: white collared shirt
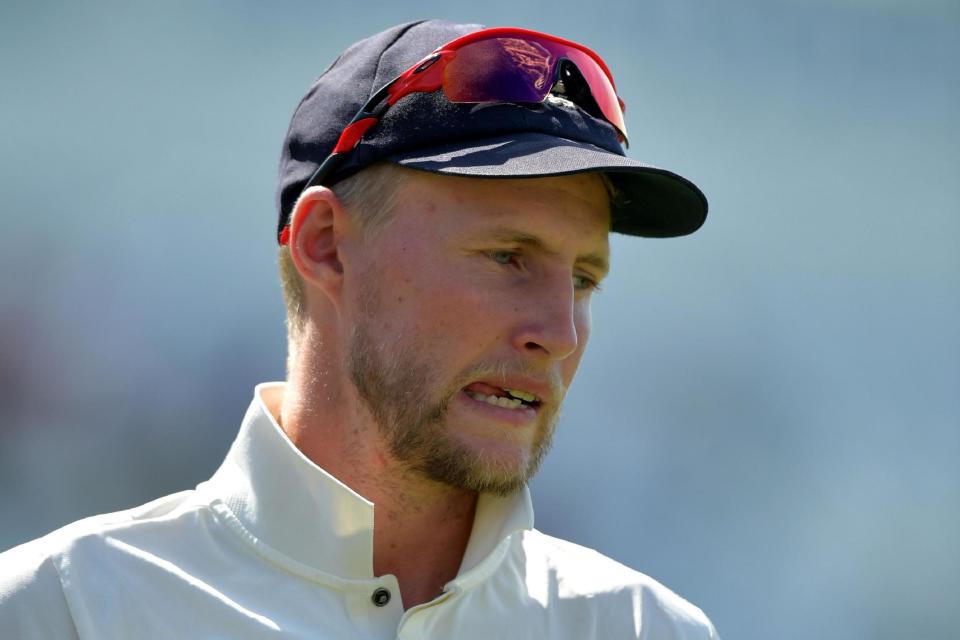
[1,383,719,639]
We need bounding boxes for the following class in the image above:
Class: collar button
[371,587,391,607]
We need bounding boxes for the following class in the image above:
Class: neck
[370,476,478,607]
[279,335,478,608]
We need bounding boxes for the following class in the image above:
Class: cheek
[389,264,496,347]
[416,284,498,345]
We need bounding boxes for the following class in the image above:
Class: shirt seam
[51,553,84,639]
[205,499,372,591]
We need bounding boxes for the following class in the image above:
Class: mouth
[461,381,542,412]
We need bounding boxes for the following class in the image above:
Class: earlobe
[288,187,349,301]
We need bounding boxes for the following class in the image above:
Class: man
[0,20,718,638]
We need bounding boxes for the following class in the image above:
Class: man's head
[285,167,609,495]
[275,20,706,495]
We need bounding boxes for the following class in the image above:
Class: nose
[510,274,581,361]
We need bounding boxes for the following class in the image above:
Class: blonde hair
[278,163,406,349]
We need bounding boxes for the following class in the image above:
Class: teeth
[464,390,525,410]
[505,388,538,402]
[493,395,521,409]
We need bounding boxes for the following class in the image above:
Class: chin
[418,432,541,496]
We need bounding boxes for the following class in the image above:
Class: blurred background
[1,1,957,638]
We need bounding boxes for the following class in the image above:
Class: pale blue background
[2,1,958,638]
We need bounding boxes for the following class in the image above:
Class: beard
[346,285,560,497]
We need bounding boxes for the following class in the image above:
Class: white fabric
[0,383,719,639]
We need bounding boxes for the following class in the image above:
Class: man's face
[345,171,610,496]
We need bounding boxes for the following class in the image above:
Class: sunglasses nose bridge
[550,59,602,112]
[552,58,579,92]
[552,56,628,145]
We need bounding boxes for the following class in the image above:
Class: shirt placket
[346,575,404,639]
[394,585,459,640]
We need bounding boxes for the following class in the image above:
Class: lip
[454,389,538,427]
[467,376,554,404]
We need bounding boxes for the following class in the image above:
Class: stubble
[346,281,559,497]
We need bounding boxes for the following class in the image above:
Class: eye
[573,274,601,292]
[487,250,520,266]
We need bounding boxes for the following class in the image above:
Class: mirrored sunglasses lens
[442,35,626,140]
[560,47,626,138]
[443,37,556,103]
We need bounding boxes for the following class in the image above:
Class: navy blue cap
[277,20,707,239]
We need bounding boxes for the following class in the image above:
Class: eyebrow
[484,228,611,276]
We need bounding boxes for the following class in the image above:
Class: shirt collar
[201,382,534,581]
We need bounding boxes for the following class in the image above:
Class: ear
[287,186,354,308]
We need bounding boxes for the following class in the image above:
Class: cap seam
[283,52,347,157]
[280,19,424,170]
[276,53,346,220]
[367,20,429,101]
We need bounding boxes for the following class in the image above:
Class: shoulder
[3,489,202,561]
[0,531,79,639]
[516,529,719,639]
[0,490,199,637]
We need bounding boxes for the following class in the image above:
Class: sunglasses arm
[302,53,451,193]
[301,92,390,192]
[385,52,449,105]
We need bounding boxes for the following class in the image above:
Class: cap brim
[386,132,708,238]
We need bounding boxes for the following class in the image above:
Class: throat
[373,492,477,609]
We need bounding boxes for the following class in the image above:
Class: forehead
[386,171,612,248]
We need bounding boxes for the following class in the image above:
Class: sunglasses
[280,27,627,245]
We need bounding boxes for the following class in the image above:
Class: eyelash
[574,275,602,292]
[487,250,519,266]
[484,251,601,292]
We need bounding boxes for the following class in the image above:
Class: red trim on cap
[279,225,291,246]
[332,117,379,153]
